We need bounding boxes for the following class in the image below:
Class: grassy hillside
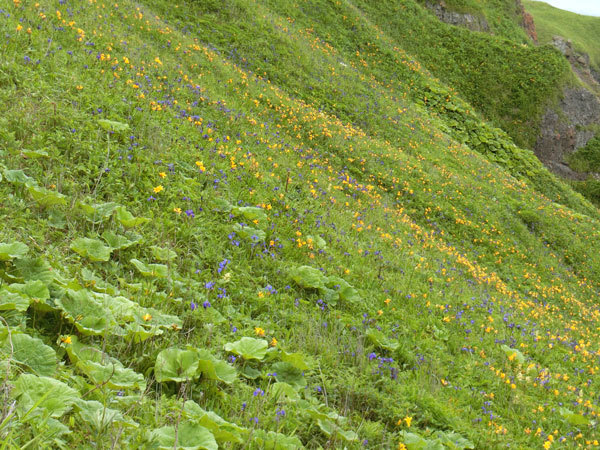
[524,0,600,71]
[2,0,600,449]
[342,0,572,150]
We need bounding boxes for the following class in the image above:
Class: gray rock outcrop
[535,87,600,179]
[551,36,599,89]
[425,1,489,32]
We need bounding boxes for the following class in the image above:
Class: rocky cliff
[533,36,600,179]
[535,87,600,178]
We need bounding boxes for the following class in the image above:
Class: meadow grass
[1,0,600,448]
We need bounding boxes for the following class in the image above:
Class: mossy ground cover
[1,0,600,448]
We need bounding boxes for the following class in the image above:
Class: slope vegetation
[524,0,600,73]
[1,0,600,448]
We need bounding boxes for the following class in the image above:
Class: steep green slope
[149,0,590,215]
[524,0,600,72]
[350,0,571,150]
[1,0,600,449]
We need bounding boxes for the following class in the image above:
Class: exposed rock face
[533,35,600,179]
[592,67,600,85]
[515,0,537,42]
[535,88,600,179]
[551,36,599,89]
[425,1,489,32]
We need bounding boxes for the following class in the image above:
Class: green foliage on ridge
[524,0,600,72]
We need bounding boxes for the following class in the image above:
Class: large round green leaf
[270,362,306,389]
[0,241,28,261]
[76,201,118,224]
[500,344,525,364]
[70,238,113,262]
[102,230,142,250]
[55,289,114,335]
[27,185,67,207]
[150,246,177,261]
[14,257,54,285]
[63,335,115,364]
[3,169,36,186]
[124,322,162,343]
[77,360,146,391]
[316,419,358,442]
[289,265,327,290]
[224,337,268,361]
[142,308,182,330]
[116,206,149,228]
[183,401,247,444]
[97,119,129,132]
[0,289,30,312]
[0,331,57,376]
[252,429,304,450]
[75,399,138,430]
[559,407,590,426]
[95,293,138,322]
[130,259,169,278]
[326,276,361,304]
[155,348,199,382]
[151,423,217,450]
[196,349,237,384]
[8,279,50,301]
[366,329,400,352]
[280,350,312,371]
[232,223,266,242]
[270,382,300,402]
[13,374,79,418]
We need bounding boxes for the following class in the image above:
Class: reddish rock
[522,10,537,42]
[515,0,537,42]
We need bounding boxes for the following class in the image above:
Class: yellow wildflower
[158,171,166,178]
[153,185,163,193]
[142,313,152,322]
[254,327,265,337]
[270,337,278,347]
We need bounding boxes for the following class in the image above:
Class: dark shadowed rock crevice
[535,87,600,179]
[534,35,600,180]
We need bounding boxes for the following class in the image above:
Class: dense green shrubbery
[567,135,600,172]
